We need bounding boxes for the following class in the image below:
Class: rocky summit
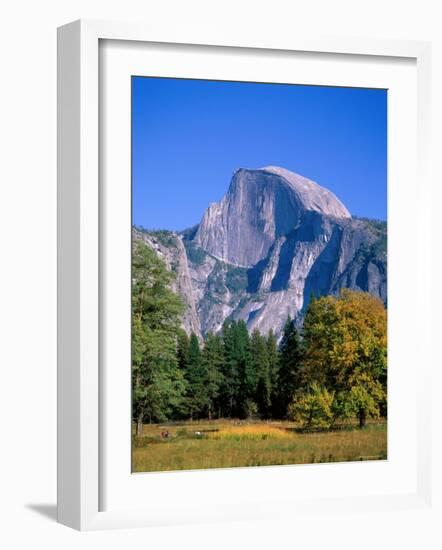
[134,166,387,339]
[194,167,351,268]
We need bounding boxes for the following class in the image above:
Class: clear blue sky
[132,77,387,230]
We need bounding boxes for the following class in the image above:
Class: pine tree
[234,320,253,418]
[250,329,271,418]
[176,329,190,371]
[201,333,225,419]
[266,329,279,418]
[185,333,206,420]
[220,321,239,417]
[276,316,304,418]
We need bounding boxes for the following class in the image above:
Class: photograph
[131,76,388,473]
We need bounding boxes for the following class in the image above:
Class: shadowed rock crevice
[247,255,270,294]
[302,223,344,312]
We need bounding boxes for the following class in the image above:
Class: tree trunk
[136,411,144,436]
[359,409,367,429]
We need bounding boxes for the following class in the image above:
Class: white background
[0,1,441,548]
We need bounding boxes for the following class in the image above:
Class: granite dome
[260,166,351,220]
[194,167,351,267]
[135,166,386,339]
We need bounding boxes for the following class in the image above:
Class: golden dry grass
[132,419,387,473]
[207,424,292,440]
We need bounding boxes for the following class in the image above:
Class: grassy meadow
[132,419,387,473]
[131,242,388,474]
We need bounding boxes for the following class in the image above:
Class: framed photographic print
[130,77,388,473]
[57,19,433,530]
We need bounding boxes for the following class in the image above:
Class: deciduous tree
[301,290,387,428]
[132,241,187,432]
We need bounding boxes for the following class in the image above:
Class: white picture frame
[57,19,433,531]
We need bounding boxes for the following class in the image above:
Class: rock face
[194,167,351,267]
[135,167,386,338]
[133,229,202,338]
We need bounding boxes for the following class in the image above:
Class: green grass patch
[132,419,387,472]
